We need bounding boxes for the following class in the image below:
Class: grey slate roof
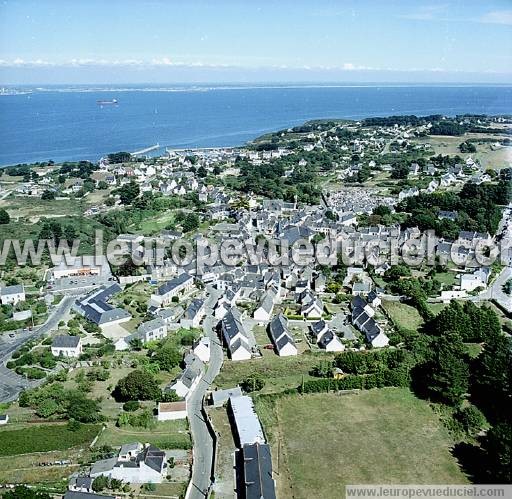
[157,272,192,296]
[242,442,277,499]
[52,335,80,349]
[0,284,23,296]
[64,492,115,499]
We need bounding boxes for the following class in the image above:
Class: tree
[67,395,100,423]
[181,212,200,233]
[3,486,51,499]
[41,190,55,200]
[241,376,265,393]
[153,345,181,371]
[92,475,109,492]
[454,405,486,437]
[117,182,140,205]
[197,166,207,177]
[422,332,469,405]
[482,422,512,483]
[0,208,10,224]
[114,370,161,401]
[472,334,511,422]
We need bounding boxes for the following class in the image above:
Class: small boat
[97,98,118,105]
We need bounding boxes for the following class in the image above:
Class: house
[351,298,389,348]
[301,296,323,318]
[309,319,329,342]
[318,330,345,352]
[64,491,115,499]
[180,299,205,328]
[240,443,277,499]
[157,401,187,421]
[352,282,371,296]
[460,267,490,292]
[192,336,211,363]
[137,318,168,342]
[221,307,252,361]
[151,273,194,306]
[68,476,94,493]
[211,386,243,407]
[367,290,381,308]
[438,210,458,221]
[168,366,202,399]
[409,163,420,175]
[253,293,274,321]
[0,284,25,305]
[310,320,344,351]
[51,335,82,358]
[0,414,9,425]
[74,284,131,328]
[89,442,166,484]
[268,314,297,357]
[229,395,265,446]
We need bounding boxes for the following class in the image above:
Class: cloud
[479,10,512,26]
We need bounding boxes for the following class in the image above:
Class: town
[0,113,511,499]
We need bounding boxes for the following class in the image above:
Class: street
[0,295,76,402]
[186,307,224,499]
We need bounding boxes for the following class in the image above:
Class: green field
[381,300,424,330]
[95,421,191,450]
[215,352,336,394]
[255,388,468,498]
[0,423,100,456]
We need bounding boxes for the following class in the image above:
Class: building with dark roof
[51,335,82,358]
[89,442,166,483]
[74,283,131,327]
[239,442,277,499]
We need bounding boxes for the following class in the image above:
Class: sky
[1,0,512,84]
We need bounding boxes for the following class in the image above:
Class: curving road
[0,295,76,402]
[187,312,224,499]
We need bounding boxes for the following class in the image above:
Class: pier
[131,143,160,157]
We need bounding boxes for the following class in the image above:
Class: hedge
[298,367,410,394]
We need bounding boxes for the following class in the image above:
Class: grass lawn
[255,388,468,499]
[215,352,335,394]
[0,423,101,456]
[381,300,424,331]
[429,302,449,316]
[95,421,191,450]
[434,271,458,288]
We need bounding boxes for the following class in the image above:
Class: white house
[221,307,253,361]
[51,335,82,358]
[253,293,274,322]
[157,401,187,421]
[268,314,297,357]
[168,366,202,399]
[151,273,194,307]
[89,442,166,484]
[192,336,211,363]
[180,299,205,328]
[460,267,490,292]
[318,330,345,352]
[0,284,25,305]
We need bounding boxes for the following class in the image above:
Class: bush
[241,376,265,393]
[455,405,487,436]
[123,400,140,412]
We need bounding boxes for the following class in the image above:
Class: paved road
[0,295,75,402]
[468,266,512,311]
[187,312,224,499]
